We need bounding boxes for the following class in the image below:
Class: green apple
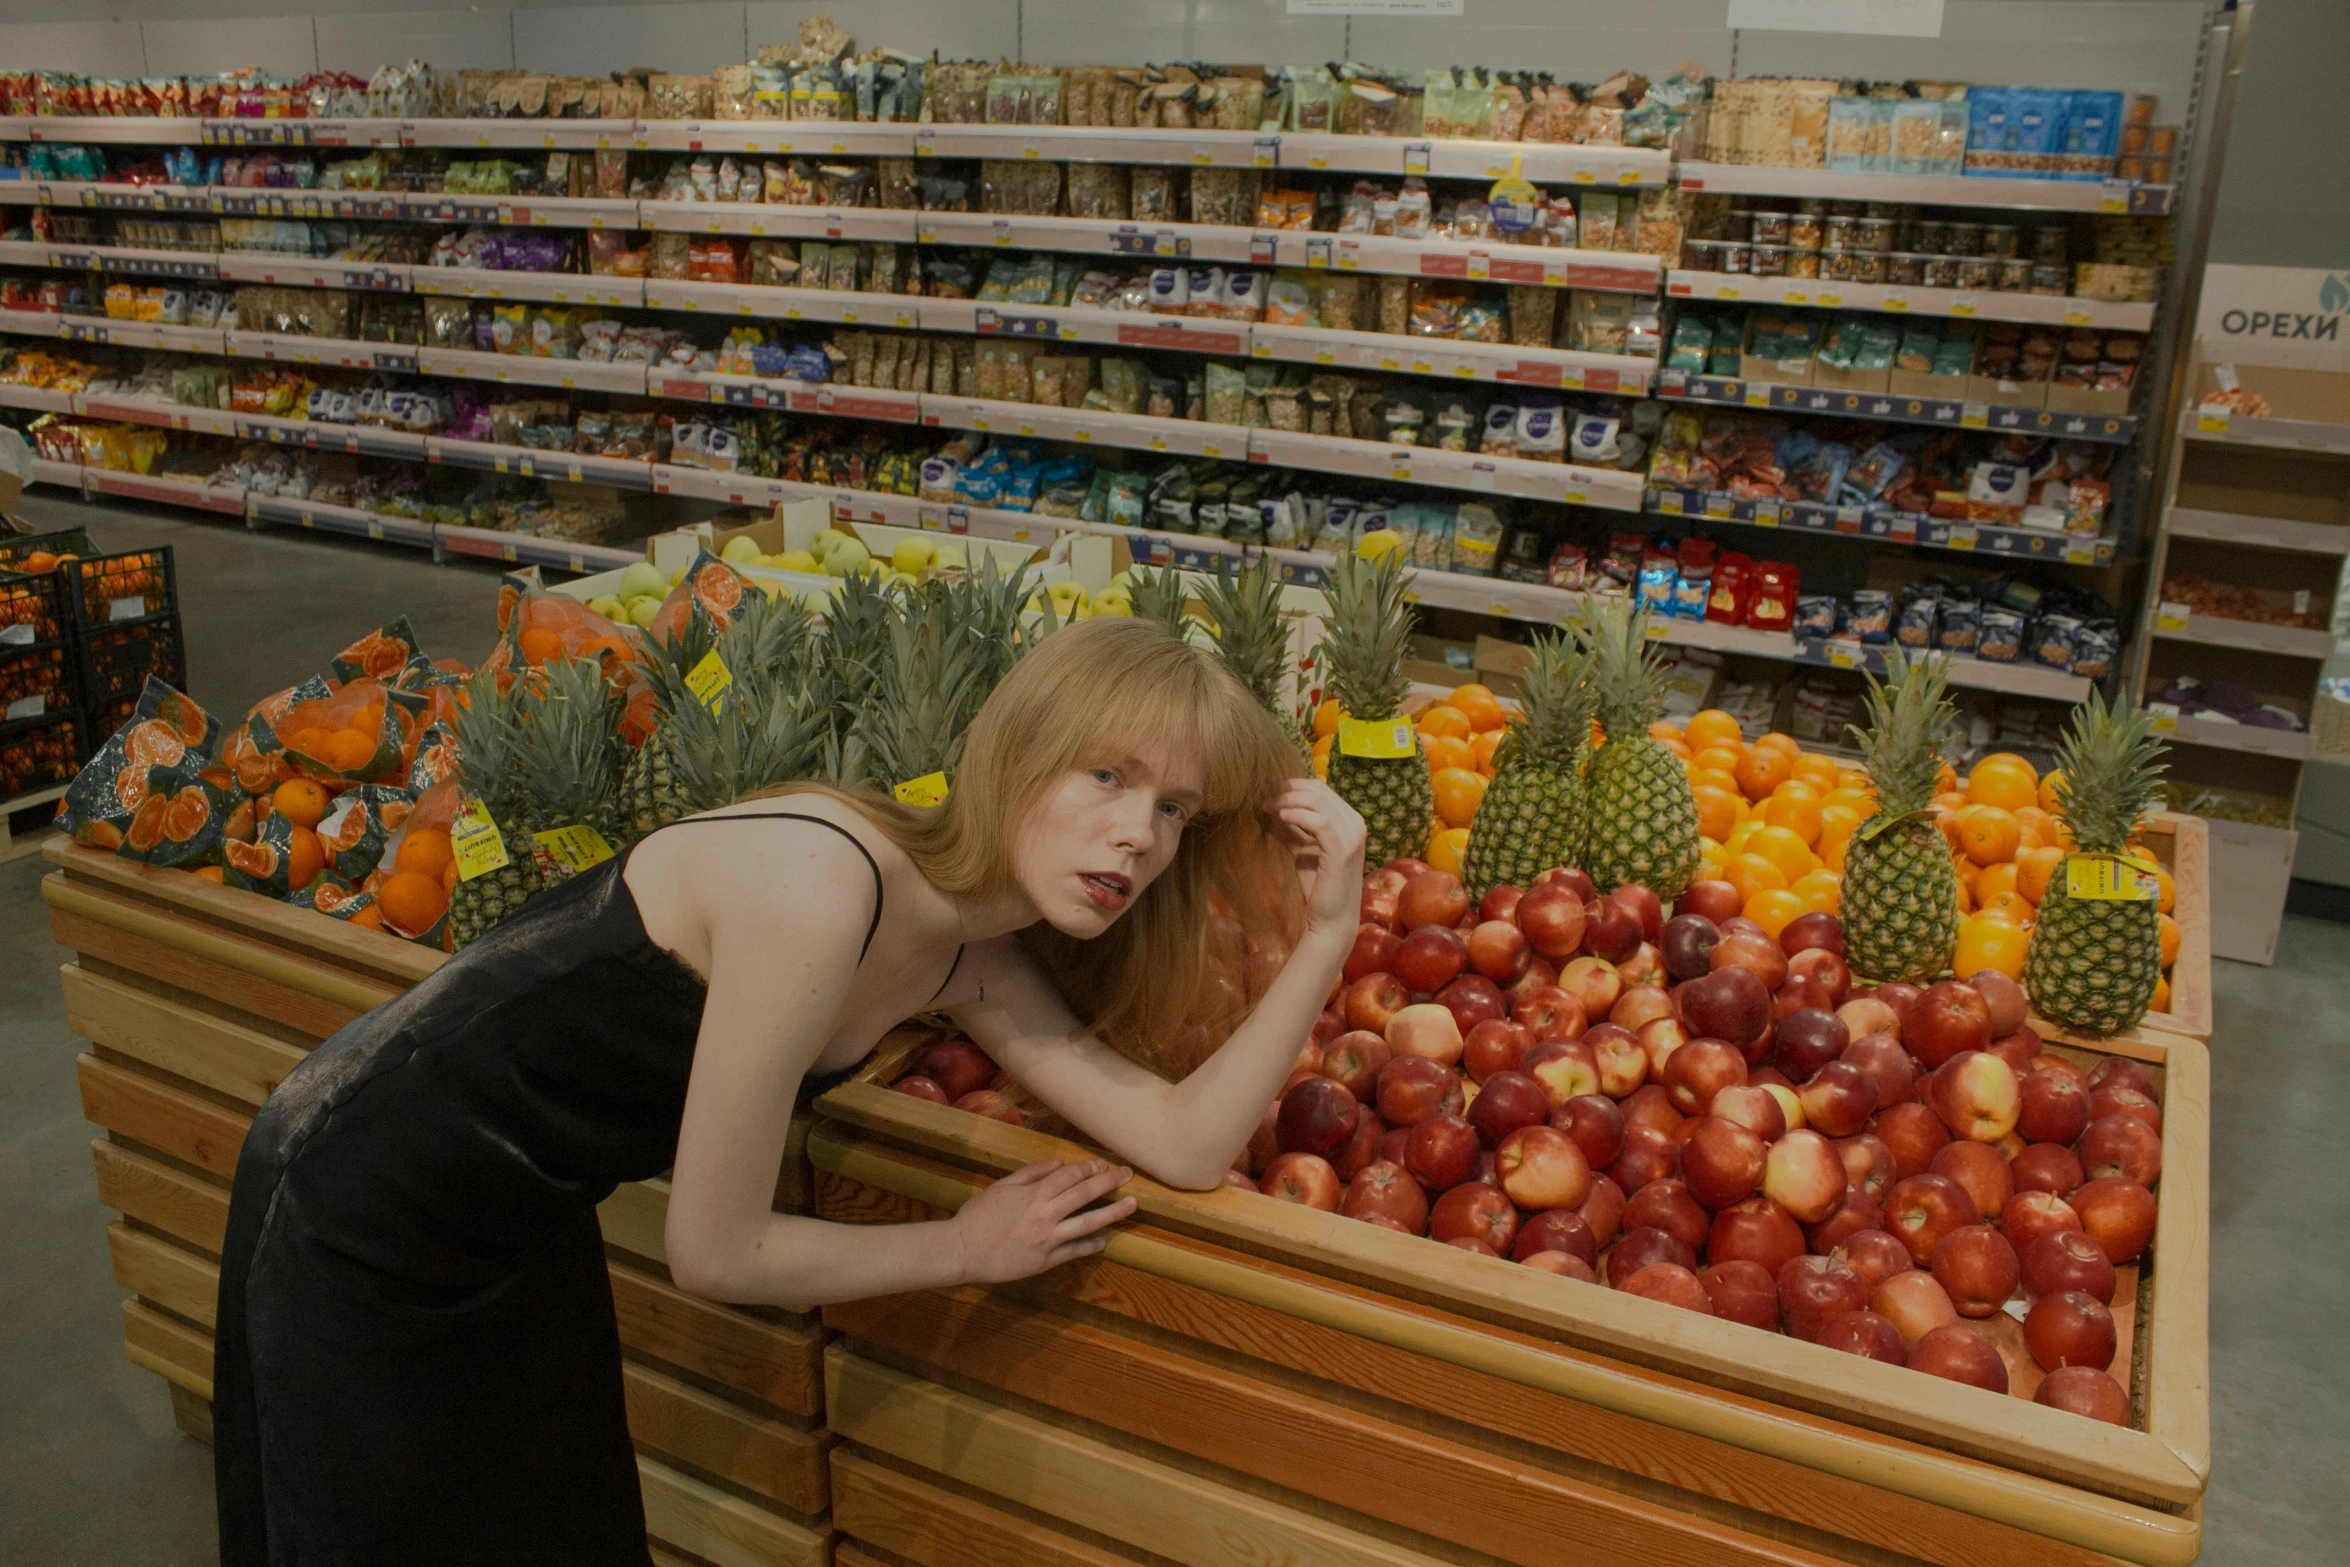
[822,538,872,577]
[774,549,819,574]
[892,537,939,574]
[585,594,624,619]
[616,561,666,600]
[626,596,662,627]
[719,535,764,564]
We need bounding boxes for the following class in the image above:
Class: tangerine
[378,871,449,936]
[1966,754,2040,812]
[1746,824,1816,882]
[1416,705,1473,741]
[1760,790,1823,848]
[1693,745,1746,779]
[272,777,330,829]
[1743,888,1810,940]
[1420,733,1472,773]
[441,858,459,896]
[1723,852,1789,906]
[286,726,336,761]
[1957,806,2022,865]
[395,827,456,881]
[1974,861,2021,905]
[1313,700,1340,739]
[321,729,377,773]
[2015,845,2064,905]
[285,825,325,891]
[1684,709,1744,752]
[1692,784,1740,843]
[2011,805,2057,849]
[192,865,225,883]
[1733,746,1793,801]
[346,903,385,931]
[1953,916,2029,979]
[2151,975,2171,1013]
[1754,732,1802,760]
[1433,767,1488,829]
[1311,734,1331,778]
[1449,684,1507,732]
[1426,826,1470,877]
[1468,730,1504,773]
[2159,912,2181,968]
[1791,870,1842,914]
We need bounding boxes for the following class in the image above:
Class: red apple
[1360,883,1402,931]
[1522,1038,1600,1108]
[1773,1008,1852,1082]
[1344,923,1404,983]
[894,1074,950,1104]
[2072,1179,2157,1264]
[1375,1054,1464,1128]
[1386,1002,1465,1067]
[1260,1152,1341,1210]
[1836,996,1900,1043]
[914,1037,995,1102]
[1398,870,1470,932]
[1709,1084,1788,1143]
[2090,1084,2163,1136]
[1679,878,1743,923]
[1345,972,1411,1034]
[1459,1018,1530,1084]
[1276,1075,1362,1159]
[1620,1083,1684,1134]
[1556,956,1622,1021]
[1466,919,1532,984]
[1445,1236,1498,1256]
[1579,1173,1626,1247]
[1623,1179,1711,1253]
[1988,1027,2043,1075]
[1434,973,1509,1036]
[1393,924,1468,994]
[1661,1036,1747,1117]
[1964,969,2028,1035]
[1697,1259,1780,1330]
[1709,932,1790,995]
[2011,1142,2085,1197]
[1870,982,1923,1029]
[1778,910,1845,956]
[1796,1060,1880,1139]
[1931,1140,2015,1222]
[1871,1102,1952,1180]
[1871,1270,1960,1349]
[1313,1008,1347,1046]
[1840,1229,1916,1291]
[1333,1109,1388,1181]
[1637,1017,1691,1080]
[1606,1226,1698,1285]
[1661,914,1722,982]
[1707,1196,1806,1275]
[953,1089,1024,1125]
[1927,1051,2021,1143]
[1496,1125,1593,1211]
[1341,1160,1428,1231]
[1468,1071,1551,1148]
[1908,1324,2008,1393]
[1223,1168,1258,1190]
[1520,1250,1596,1281]
[1762,1130,1847,1225]
[1806,1186,1885,1256]
[1620,1263,1713,1313]
[2016,1065,2092,1145]
[2089,1057,2160,1101]
[1760,1082,1805,1136]
[1774,970,1839,1021]
[2077,1115,2162,1188]
[2025,1290,2116,1372]
[2036,1365,2130,1425]
[1779,1254,1870,1342]
[1931,1224,2020,1317]
[1610,882,1664,939]
[1515,883,1588,960]
[1510,984,1589,1043]
[1512,1206,1598,1267]
[1577,894,1639,965]
[1833,1133,1900,1204]
[1610,985,1675,1033]
[2001,1190,2083,1255]
[1322,1031,1393,1100]
[1505,956,1559,1001]
[1818,1310,1907,1364]
[1786,946,1852,1008]
[1679,964,1772,1051]
[1246,1099,1283,1176]
[1841,1034,1918,1109]
[1538,866,1600,903]
[2022,1228,2118,1305]
[1607,1124,1678,1194]
[1886,1173,1977,1266]
[1590,1025,1647,1097]
[1679,1117,1768,1210]
[1403,1111,1481,1192]
[1429,1182,1520,1253]
[1295,1036,1327,1077]
[1552,1093,1626,1171]
[1905,981,1994,1071]
[1479,885,1525,923]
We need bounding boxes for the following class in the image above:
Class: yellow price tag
[2063,853,2159,902]
[893,771,950,807]
[685,648,733,709]
[451,798,510,882]
[1337,716,1416,759]
[2194,405,2230,434]
[533,823,616,875]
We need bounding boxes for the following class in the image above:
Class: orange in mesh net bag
[276,676,421,785]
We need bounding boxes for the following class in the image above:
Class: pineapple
[1841,647,1961,985]
[842,587,989,791]
[1460,632,1595,899]
[446,663,544,949]
[655,589,827,818]
[1319,548,1433,869]
[1577,598,1700,899]
[509,653,628,878]
[619,610,720,841]
[1125,563,1195,640]
[814,569,901,781]
[1197,556,1310,762]
[2024,691,2168,1036]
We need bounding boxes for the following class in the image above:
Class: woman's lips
[1080,872,1131,911]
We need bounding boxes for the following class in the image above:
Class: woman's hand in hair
[949,1158,1138,1284]
[1267,778,1368,938]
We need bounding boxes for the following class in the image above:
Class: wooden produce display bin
[810,1021,2211,1567]
[2028,812,2212,1047]
[41,841,836,1567]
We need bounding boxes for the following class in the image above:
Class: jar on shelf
[1995,257,2033,292]
[1822,214,1857,251]
[1751,210,1791,246]
[1682,240,1722,272]
[1726,207,1757,240]
[1921,253,1962,289]
[1787,212,1824,248]
[1784,246,1822,278]
[2031,225,2070,265]
[1911,217,1950,253]
[2028,261,2069,295]
[1855,216,1897,253]
[1720,240,1752,274]
[1885,251,1927,286]
[1981,223,2021,259]
[1749,243,1791,277]
[1945,220,1983,256]
[1822,248,1859,282]
[1956,256,1998,290]
[1849,250,1887,284]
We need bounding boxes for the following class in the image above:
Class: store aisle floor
[1,494,2343,1565]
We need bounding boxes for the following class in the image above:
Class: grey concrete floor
[2,493,2344,1564]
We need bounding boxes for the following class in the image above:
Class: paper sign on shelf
[1337,716,1415,758]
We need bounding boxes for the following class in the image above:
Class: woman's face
[1017,743,1205,938]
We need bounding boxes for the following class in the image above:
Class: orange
[1760,790,1823,848]
[441,857,459,896]
[1433,767,1488,829]
[1684,709,1744,752]
[1693,745,1746,779]
[1658,736,1692,761]
[2015,845,2063,905]
[1746,824,1815,883]
[2038,769,2066,815]
[1936,809,1970,855]
[271,777,330,830]
[321,728,377,773]
[1688,766,1741,800]
[1416,704,1473,741]
[1721,819,1762,861]
[1821,786,1873,816]
[1934,761,1958,795]
[1313,700,1340,739]
[1966,754,2040,812]
[1754,732,1802,760]
[1469,730,1504,773]
[1722,852,1789,906]
[1791,870,1842,914]
[346,903,385,931]
[1648,720,1685,745]
[1449,684,1507,733]
[192,864,225,883]
[285,824,325,891]
[1426,826,1470,877]
[1691,784,1740,844]
[2151,975,2171,1013]
[1974,861,2020,906]
[378,870,449,936]
[1743,887,1810,941]
[2159,912,2181,969]
[1733,746,1792,802]
[2011,805,2056,848]
[1977,891,2033,925]
[1791,753,1841,793]
[1311,734,1331,779]
[1956,806,2022,866]
[1952,856,1984,898]
[519,627,567,667]
[1420,733,1472,773]
[1817,802,1862,850]
[2155,866,2176,915]
[394,827,456,881]
[1820,834,1849,874]
[1953,916,2028,979]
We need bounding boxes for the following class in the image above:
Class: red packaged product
[1707,551,1752,625]
[1747,561,1798,631]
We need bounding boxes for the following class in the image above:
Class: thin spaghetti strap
[659,812,885,964]
[928,943,965,1004]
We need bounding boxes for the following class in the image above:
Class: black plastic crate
[0,706,85,801]
[0,638,80,726]
[0,565,72,645]
[83,691,136,748]
[0,526,101,573]
[63,545,178,632]
[76,610,184,714]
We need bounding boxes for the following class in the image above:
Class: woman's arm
[951,781,1366,1191]
[660,833,1135,1306]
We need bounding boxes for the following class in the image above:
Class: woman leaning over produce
[209,614,1365,1566]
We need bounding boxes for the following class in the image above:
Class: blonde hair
[761,616,1305,1078]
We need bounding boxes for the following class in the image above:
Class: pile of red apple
[890,859,2164,1427]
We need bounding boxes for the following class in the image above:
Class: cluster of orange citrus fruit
[1311,684,1515,876]
[258,775,457,939]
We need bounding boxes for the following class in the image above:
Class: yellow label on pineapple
[2063,852,2159,902]
[532,823,616,874]
[451,798,509,883]
[1337,716,1416,759]
[893,771,950,808]
[684,648,733,710]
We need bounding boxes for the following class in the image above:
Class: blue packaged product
[1845,589,1894,644]
[1965,88,2013,176]
[1636,550,1677,615]
[2010,88,2070,176]
[1793,595,1839,639]
[2058,91,2124,180]
[782,342,831,381]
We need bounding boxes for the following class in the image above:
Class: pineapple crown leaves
[471,653,627,831]
[1198,555,1295,715]
[665,664,829,815]
[2049,686,2168,855]
[1846,646,1956,818]
[1125,563,1196,639]
[1506,631,1597,771]
[1317,547,1416,722]
[450,661,531,821]
[1573,595,1666,738]
[839,584,997,790]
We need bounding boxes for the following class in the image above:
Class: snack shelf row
[1673,161,2175,215]
[1654,366,2136,444]
[1667,271,2155,331]
[1645,483,2117,565]
[0,181,641,232]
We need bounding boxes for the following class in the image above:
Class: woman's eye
[1092,768,1119,787]
[1158,800,1188,823]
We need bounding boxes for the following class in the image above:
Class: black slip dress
[211,813,944,1566]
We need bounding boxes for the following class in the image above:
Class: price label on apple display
[2156,602,2191,633]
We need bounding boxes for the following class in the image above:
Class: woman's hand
[948,1159,1137,1284]
[1268,778,1367,939]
